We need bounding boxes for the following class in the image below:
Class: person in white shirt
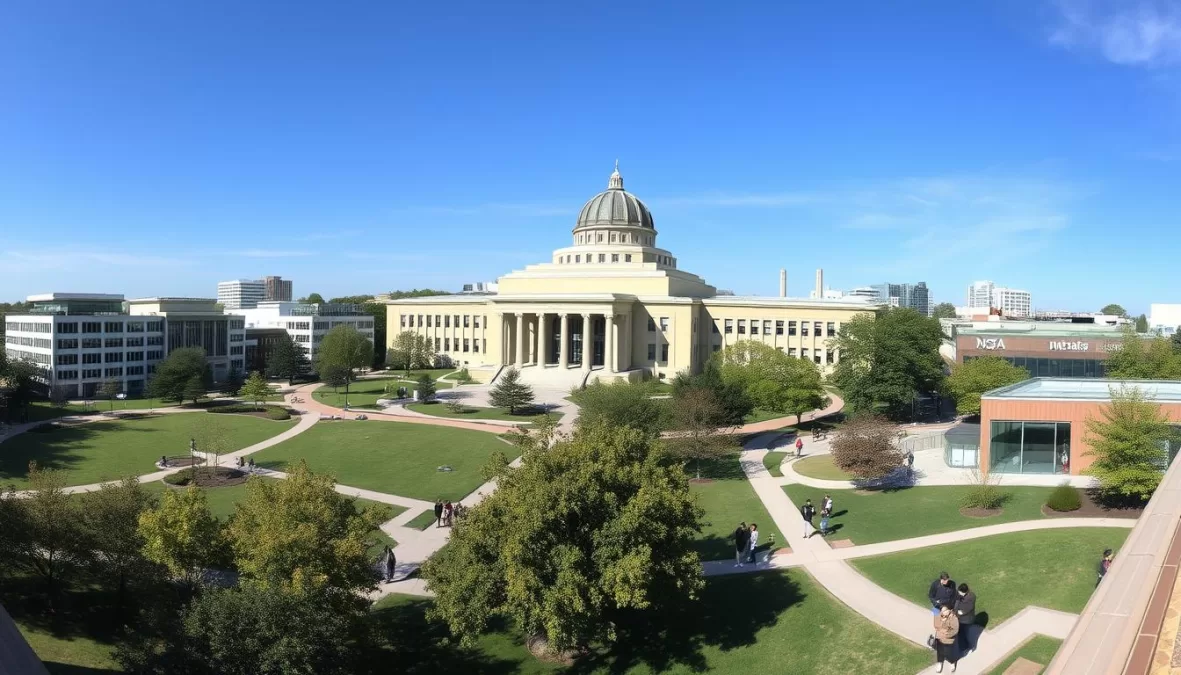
[747,523,759,564]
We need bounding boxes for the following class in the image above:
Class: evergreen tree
[415,373,437,402]
[266,334,311,385]
[488,367,534,414]
[148,347,211,405]
[238,371,274,409]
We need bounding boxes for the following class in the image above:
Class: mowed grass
[407,402,561,423]
[0,414,295,489]
[375,570,931,674]
[18,625,120,674]
[762,451,787,477]
[985,635,1062,675]
[792,454,853,481]
[252,420,518,501]
[26,397,183,422]
[781,484,1085,545]
[743,408,788,424]
[314,374,453,409]
[852,528,1130,623]
[406,509,440,530]
[690,453,784,561]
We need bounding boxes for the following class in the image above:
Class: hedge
[206,404,291,420]
[1045,483,1082,512]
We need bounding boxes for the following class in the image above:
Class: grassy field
[140,478,404,522]
[792,454,853,481]
[24,397,186,422]
[407,401,561,423]
[762,451,787,477]
[781,484,1094,545]
[0,414,295,489]
[690,453,785,561]
[743,408,788,424]
[314,375,455,410]
[252,421,518,501]
[985,635,1062,675]
[375,569,931,674]
[406,509,439,530]
[852,528,1130,623]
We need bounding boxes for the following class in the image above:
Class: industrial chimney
[779,269,787,298]
[815,268,824,299]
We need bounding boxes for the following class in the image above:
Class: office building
[870,281,930,317]
[944,319,1126,378]
[967,280,994,308]
[263,275,293,302]
[992,286,1032,318]
[237,301,375,363]
[217,279,266,310]
[1150,303,1181,336]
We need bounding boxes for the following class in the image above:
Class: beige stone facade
[386,166,878,386]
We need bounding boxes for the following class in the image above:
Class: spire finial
[608,159,623,190]
[614,158,619,173]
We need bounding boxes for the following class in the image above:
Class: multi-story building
[263,275,293,302]
[387,165,882,386]
[967,280,994,308]
[992,287,1032,318]
[4,294,244,398]
[217,279,266,310]
[870,281,930,317]
[237,302,375,363]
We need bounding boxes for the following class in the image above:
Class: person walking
[733,522,749,567]
[801,500,816,538]
[954,583,976,655]
[822,493,833,515]
[928,572,957,615]
[443,501,454,527]
[818,507,830,537]
[933,604,960,672]
[906,451,915,479]
[1097,548,1114,586]
[247,457,255,473]
[382,545,397,583]
[795,436,804,457]
[434,499,444,528]
[747,523,759,564]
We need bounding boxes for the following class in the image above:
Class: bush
[1046,483,1082,512]
[205,404,289,419]
[960,484,1009,510]
[163,468,196,486]
[28,423,59,434]
[265,407,291,420]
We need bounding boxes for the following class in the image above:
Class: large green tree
[714,341,827,423]
[266,333,311,385]
[238,371,274,409]
[1136,313,1150,333]
[138,486,223,589]
[0,357,41,422]
[1100,304,1128,317]
[574,379,669,437]
[931,302,958,319]
[488,366,535,414]
[0,464,86,598]
[79,477,159,614]
[422,422,704,652]
[387,330,434,372]
[945,356,1029,416]
[671,364,752,427]
[1084,386,1179,501]
[299,292,326,304]
[666,386,735,479]
[148,347,212,405]
[831,308,945,420]
[1105,328,1181,379]
[315,325,374,403]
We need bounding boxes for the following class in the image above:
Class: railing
[897,430,945,454]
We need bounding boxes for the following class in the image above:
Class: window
[763,320,772,335]
[788,348,797,357]
[82,322,101,334]
[82,338,102,349]
[648,318,656,332]
[659,317,669,331]
[417,315,424,327]
[801,349,809,358]
[661,344,669,362]
[598,254,605,263]
[788,321,797,336]
[453,315,460,327]
[58,370,78,380]
[56,354,78,365]
[57,339,78,349]
[827,322,836,336]
[444,338,451,351]
[775,320,784,336]
[105,352,123,363]
[105,367,123,377]
[801,323,810,337]
[647,343,656,361]
[576,255,581,263]
[444,315,451,327]
[229,346,243,355]
[127,351,145,361]
[126,337,144,347]
[126,366,144,376]
[473,339,481,352]
[400,315,407,328]
[474,316,480,328]
[463,339,470,352]
[147,321,162,332]
[433,314,440,327]
[625,254,632,262]
[990,421,1071,474]
[104,321,122,333]
[147,350,163,360]
[82,368,102,379]
[611,253,619,262]
[105,338,123,348]
[146,336,163,346]
[814,355,821,364]
[750,321,759,335]
[127,322,144,332]
[724,319,733,334]
[58,322,78,334]
[737,320,746,335]
[814,322,822,335]
[464,315,470,328]
[427,315,433,327]
[826,349,835,364]
[228,334,242,343]
[610,232,617,242]
[83,353,102,364]
[597,233,604,242]
[585,255,591,264]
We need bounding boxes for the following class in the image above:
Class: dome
[573,162,654,231]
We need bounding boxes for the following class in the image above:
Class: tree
[387,330,434,372]
[138,486,223,589]
[714,341,827,424]
[1172,330,1181,355]
[299,292,326,304]
[671,365,752,427]
[192,417,232,484]
[488,367,534,414]
[1084,386,1178,501]
[1105,328,1181,379]
[573,380,669,437]
[1,358,41,422]
[79,477,158,615]
[99,377,122,411]
[416,373,437,402]
[238,371,273,409]
[0,464,85,598]
[148,347,211,405]
[49,384,71,410]
[315,325,374,404]
[666,387,736,479]
[1136,313,1150,333]
[223,367,246,394]
[1100,304,1127,317]
[931,303,958,319]
[945,356,1029,416]
[321,364,349,392]
[422,422,704,652]
[225,461,388,593]
[829,415,906,479]
[266,333,311,385]
[831,307,945,420]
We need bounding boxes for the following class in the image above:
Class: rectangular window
[146,336,163,346]
[826,349,835,364]
[105,367,123,377]
[104,321,122,333]
[647,343,656,361]
[427,315,433,328]
[827,322,836,336]
[58,370,78,380]
[763,320,771,334]
[453,315,460,327]
[417,315,424,328]
[576,255,581,263]
[229,346,243,355]
[82,338,102,349]
[83,353,102,364]
[58,322,78,334]
[444,338,451,351]
[105,338,123,348]
[661,344,669,362]
[788,348,797,357]
[625,254,632,262]
[57,339,78,349]
[105,352,123,363]
[126,366,144,376]
[474,316,481,328]
[801,323,810,337]
[989,421,1071,474]
[724,319,733,334]
[82,368,102,379]
[814,355,821,364]
[598,254,605,263]
[788,321,797,336]
[737,320,746,335]
[126,337,144,347]
[55,354,78,365]
[473,338,480,352]
[82,322,102,334]
[464,315,470,328]
[127,351,144,361]
[400,315,407,328]
[814,321,822,335]
[801,348,809,358]
[126,322,144,332]
[611,253,619,262]
[444,315,450,327]
[659,317,668,331]
[648,318,656,332]
[776,320,784,335]
[750,321,759,335]
[435,314,442,326]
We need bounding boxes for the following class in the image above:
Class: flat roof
[958,322,1126,338]
[26,292,124,302]
[984,377,1181,402]
[127,297,217,303]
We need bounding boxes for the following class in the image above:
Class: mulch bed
[162,456,204,468]
[165,467,249,488]
[959,506,1004,518]
[1041,489,1144,519]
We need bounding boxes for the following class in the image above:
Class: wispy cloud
[647,192,818,208]
[1049,0,1181,67]
[230,249,315,258]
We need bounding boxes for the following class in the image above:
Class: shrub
[163,468,196,486]
[960,484,1009,510]
[1046,483,1082,512]
[265,407,291,420]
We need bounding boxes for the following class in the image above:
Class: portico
[499,304,631,374]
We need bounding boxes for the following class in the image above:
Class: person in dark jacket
[954,583,976,654]
[801,500,816,538]
[733,522,749,568]
[434,499,444,528]
[1097,548,1114,586]
[382,545,397,583]
[928,572,956,615]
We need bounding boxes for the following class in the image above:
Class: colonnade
[501,311,629,373]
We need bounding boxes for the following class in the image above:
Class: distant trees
[932,303,957,319]
[1105,328,1181,379]
[831,308,945,420]
[299,293,326,304]
[488,367,535,414]
[945,357,1029,416]
[1100,304,1127,317]
[315,325,374,403]
[387,331,434,372]
[1084,386,1179,501]
[829,415,906,479]
[148,347,211,405]
[266,333,311,385]
[0,357,41,422]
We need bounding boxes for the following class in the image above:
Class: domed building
[386,165,880,387]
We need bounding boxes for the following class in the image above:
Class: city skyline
[3,1,1180,313]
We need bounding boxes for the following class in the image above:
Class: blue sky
[2,1,1180,313]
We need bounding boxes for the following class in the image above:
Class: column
[581,313,593,371]
[515,313,525,367]
[605,313,615,373]
[535,313,547,365]
[559,314,569,368]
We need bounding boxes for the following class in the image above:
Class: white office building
[4,294,245,399]
[1150,304,1181,336]
[217,279,267,310]
[967,280,994,308]
[992,287,1032,318]
[237,302,375,362]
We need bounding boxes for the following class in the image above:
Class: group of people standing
[800,494,834,538]
[433,499,465,527]
[731,522,764,567]
[927,572,976,673]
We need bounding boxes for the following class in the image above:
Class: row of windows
[720,319,837,338]
[562,252,633,264]
[706,344,839,365]
[5,322,52,333]
[230,345,244,355]
[647,343,671,363]
[404,314,484,329]
[230,333,244,342]
[147,350,164,360]
[287,322,311,331]
[577,231,652,246]
[4,348,50,365]
[4,336,52,349]
[58,366,148,381]
[435,337,484,353]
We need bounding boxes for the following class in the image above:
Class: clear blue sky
[2,1,1179,313]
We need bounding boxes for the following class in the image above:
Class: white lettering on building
[975,338,1006,350]
[1049,341,1090,352]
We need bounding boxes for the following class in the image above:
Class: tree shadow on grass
[693,453,746,482]
[43,664,122,675]
[568,570,804,673]
[369,596,527,675]
[0,419,167,486]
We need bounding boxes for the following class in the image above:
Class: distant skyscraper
[992,287,1032,318]
[217,279,266,309]
[870,281,929,316]
[263,275,292,302]
[967,280,994,308]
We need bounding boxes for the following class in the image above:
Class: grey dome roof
[574,164,654,231]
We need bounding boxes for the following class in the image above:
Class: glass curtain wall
[989,421,1071,474]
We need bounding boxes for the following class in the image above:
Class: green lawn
[985,635,1062,675]
[375,570,931,674]
[0,414,295,489]
[781,484,1082,545]
[407,401,561,423]
[19,625,120,674]
[314,376,454,410]
[852,528,1130,623]
[743,408,788,424]
[252,421,518,501]
[792,454,853,481]
[690,453,784,561]
[406,509,440,530]
[24,397,187,422]
[141,478,405,522]
[762,451,787,477]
